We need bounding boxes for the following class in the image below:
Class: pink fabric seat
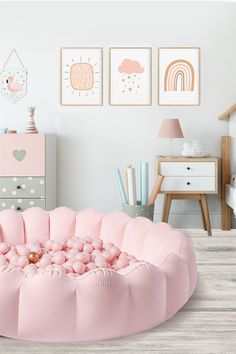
[0,207,197,342]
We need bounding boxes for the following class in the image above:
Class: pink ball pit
[0,207,197,342]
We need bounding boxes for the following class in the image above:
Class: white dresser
[0,134,57,212]
[157,156,218,236]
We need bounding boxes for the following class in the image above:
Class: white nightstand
[157,156,218,236]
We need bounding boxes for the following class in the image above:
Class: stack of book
[113,162,164,207]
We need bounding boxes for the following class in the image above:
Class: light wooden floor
[0,229,236,354]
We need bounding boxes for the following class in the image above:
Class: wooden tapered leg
[200,194,212,236]
[221,136,231,230]
[198,198,207,231]
[161,194,168,222]
[162,194,172,223]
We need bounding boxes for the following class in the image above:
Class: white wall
[0,1,236,227]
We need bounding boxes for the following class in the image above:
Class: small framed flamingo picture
[61,47,103,106]
[1,49,27,103]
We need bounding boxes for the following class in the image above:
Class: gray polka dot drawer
[0,177,45,199]
[0,177,45,212]
[0,134,57,212]
[0,198,45,211]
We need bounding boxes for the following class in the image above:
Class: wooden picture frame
[109,47,152,106]
[158,47,200,106]
[61,47,103,106]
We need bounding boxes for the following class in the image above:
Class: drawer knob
[187,182,191,185]
[187,167,191,170]
[16,185,22,190]
[16,207,22,211]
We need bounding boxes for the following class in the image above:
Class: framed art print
[158,47,200,106]
[109,47,152,106]
[61,47,103,106]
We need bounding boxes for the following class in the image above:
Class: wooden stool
[162,193,212,236]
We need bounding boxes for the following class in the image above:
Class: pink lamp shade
[158,119,184,139]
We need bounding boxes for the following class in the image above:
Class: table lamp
[158,118,184,157]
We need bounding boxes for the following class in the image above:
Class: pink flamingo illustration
[6,75,22,92]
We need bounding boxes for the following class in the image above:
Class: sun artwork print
[118,58,144,95]
[61,48,102,105]
[65,58,99,95]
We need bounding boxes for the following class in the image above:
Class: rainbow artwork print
[159,47,200,106]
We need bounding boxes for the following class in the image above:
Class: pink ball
[63,261,74,273]
[65,258,76,266]
[116,258,129,269]
[66,239,74,248]
[58,239,67,249]
[5,249,16,261]
[26,244,41,254]
[41,252,50,258]
[102,250,113,262]
[91,249,101,257]
[95,254,107,268]
[48,251,55,257]
[86,262,97,271]
[39,257,51,267]
[52,252,66,265]
[51,241,63,252]
[9,255,19,265]
[76,252,90,264]
[45,240,53,251]
[78,242,84,251]
[66,254,75,261]
[0,243,10,255]
[67,248,78,256]
[78,238,86,245]
[17,256,29,268]
[104,242,115,251]
[95,253,106,261]
[72,240,83,251]
[83,243,94,254]
[73,261,85,274]
[66,249,77,260]
[92,239,103,250]
[16,245,30,257]
[109,246,121,258]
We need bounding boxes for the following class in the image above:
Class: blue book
[113,169,128,205]
[140,162,149,205]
